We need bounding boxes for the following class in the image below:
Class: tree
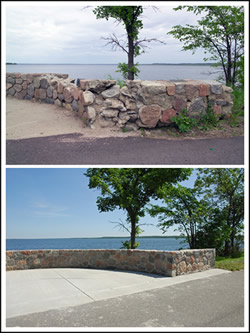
[148,184,210,249]
[85,168,192,249]
[195,168,244,256]
[168,6,244,87]
[93,6,164,80]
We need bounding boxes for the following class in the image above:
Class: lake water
[6,63,224,82]
[6,237,189,251]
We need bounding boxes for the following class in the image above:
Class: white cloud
[31,201,70,218]
[4,4,210,63]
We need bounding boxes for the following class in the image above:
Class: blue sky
[6,168,198,239]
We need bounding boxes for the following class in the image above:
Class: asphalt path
[6,270,244,328]
[6,133,244,165]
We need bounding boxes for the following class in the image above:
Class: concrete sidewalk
[6,97,138,140]
[6,268,230,319]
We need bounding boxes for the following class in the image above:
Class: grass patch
[215,253,244,271]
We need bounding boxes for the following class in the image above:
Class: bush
[171,105,221,133]
[120,240,140,249]
[199,105,220,131]
[229,87,244,127]
[232,87,244,116]
[170,109,198,132]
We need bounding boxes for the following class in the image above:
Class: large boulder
[139,81,172,108]
[138,104,161,128]
[101,109,119,118]
[103,98,126,111]
[161,108,176,123]
[63,87,73,103]
[27,84,34,97]
[101,85,120,99]
[80,91,95,105]
[80,79,116,93]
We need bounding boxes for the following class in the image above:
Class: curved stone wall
[6,72,233,130]
[6,249,215,277]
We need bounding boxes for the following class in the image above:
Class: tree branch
[101,33,128,54]
[134,37,166,49]
[110,219,130,234]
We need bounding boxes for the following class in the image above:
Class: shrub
[199,105,220,131]
[170,109,198,132]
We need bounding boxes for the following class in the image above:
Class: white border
[1,1,249,332]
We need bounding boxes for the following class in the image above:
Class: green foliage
[116,62,140,80]
[170,105,224,133]
[195,168,244,256]
[170,109,198,132]
[106,74,126,88]
[85,168,192,249]
[139,127,146,136]
[234,55,244,88]
[229,86,244,127]
[148,183,209,249]
[120,225,143,249]
[93,6,144,80]
[232,87,244,116]
[195,207,227,255]
[120,240,140,249]
[93,6,143,40]
[149,168,244,256]
[168,6,244,87]
[198,105,220,131]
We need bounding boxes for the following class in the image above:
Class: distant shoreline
[6,63,215,66]
[7,235,183,240]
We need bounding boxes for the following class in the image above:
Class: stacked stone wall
[6,72,233,130]
[6,249,215,277]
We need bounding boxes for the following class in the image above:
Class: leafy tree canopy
[93,6,143,40]
[148,184,210,249]
[93,6,164,80]
[195,168,244,255]
[85,168,192,249]
[168,6,244,86]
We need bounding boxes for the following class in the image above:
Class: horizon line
[6,235,182,240]
[6,62,215,65]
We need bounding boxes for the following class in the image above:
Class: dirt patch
[6,96,244,140]
[141,120,244,140]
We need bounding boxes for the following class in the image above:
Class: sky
[6,168,198,239]
[3,1,218,64]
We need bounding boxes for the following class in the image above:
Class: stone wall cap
[6,248,216,253]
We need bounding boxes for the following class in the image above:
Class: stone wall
[6,72,233,130]
[6,249,215,277]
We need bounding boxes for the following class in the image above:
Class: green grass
[215,253,244,271]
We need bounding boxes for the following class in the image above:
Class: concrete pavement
[5,97,142,140]
[5,268,245,327]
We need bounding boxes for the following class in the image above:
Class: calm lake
[6,237,189,251]
[6,63,224,82]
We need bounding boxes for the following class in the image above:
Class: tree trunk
[127,27,134,80]
[224,240,230,256]
[130,218,137,249]
[191,234,196,249]
[226,38,232,86]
